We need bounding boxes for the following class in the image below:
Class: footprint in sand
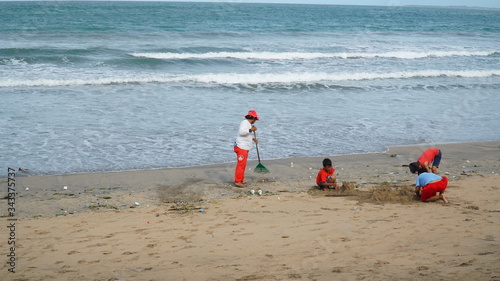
[458,259,475,267]
[331,267,343,273]
[77,259,100,264]
[417,265,429,271]
[88,243,107,247]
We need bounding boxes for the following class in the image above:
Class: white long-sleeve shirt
[235,119,253,151]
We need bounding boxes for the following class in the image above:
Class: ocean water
[1,2,499,176]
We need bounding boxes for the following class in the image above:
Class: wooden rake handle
[253,131,261,163]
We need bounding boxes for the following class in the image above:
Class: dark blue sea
[1,1,499,176]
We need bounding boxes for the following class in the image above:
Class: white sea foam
[182,70,500,84]
[1,70,498,87]
[130,51,497,60]
[0,58,28,65]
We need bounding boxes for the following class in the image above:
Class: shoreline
[4,139,499,177]
[5,139,500,179]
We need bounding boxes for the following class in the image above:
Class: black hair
[409,162,420,173]
[417,167,428,175]
[245,115,255,120]
[322,158,332,167]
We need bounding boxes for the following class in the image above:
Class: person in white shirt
[234,110,259,187]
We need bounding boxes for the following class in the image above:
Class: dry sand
[1,141,499,280]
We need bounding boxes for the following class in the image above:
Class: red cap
[246,110,259,120]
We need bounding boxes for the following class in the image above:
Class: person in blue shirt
[415,169,449,203]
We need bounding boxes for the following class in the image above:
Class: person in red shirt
[409,148,442,174]
[316,158,340,190]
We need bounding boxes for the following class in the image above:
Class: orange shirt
[316,167,335,184]
[418,148,440,166]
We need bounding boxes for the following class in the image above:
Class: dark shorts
[432,150,442,167]
[317,175,334,189]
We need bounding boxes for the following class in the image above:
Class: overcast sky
[167,0,500,9]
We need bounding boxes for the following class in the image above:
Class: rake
[253,131,269,173]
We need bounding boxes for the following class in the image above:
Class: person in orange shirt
[316,158,340,190]
[409,148,442,174]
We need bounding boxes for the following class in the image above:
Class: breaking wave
[130,51,498,60]
[1,70,498,88]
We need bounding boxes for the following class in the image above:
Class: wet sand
[1,141,499,280]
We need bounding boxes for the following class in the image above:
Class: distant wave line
[1,70,499,87]
[130,51,497,60]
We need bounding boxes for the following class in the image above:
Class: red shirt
[418,148,440,166]
[316,167,335,184]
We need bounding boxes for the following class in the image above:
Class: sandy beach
[1,141,499,280]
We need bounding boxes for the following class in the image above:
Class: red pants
[421,176,448,202]
[234,146,248,183]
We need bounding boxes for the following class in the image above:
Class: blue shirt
[416,173,442,187]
